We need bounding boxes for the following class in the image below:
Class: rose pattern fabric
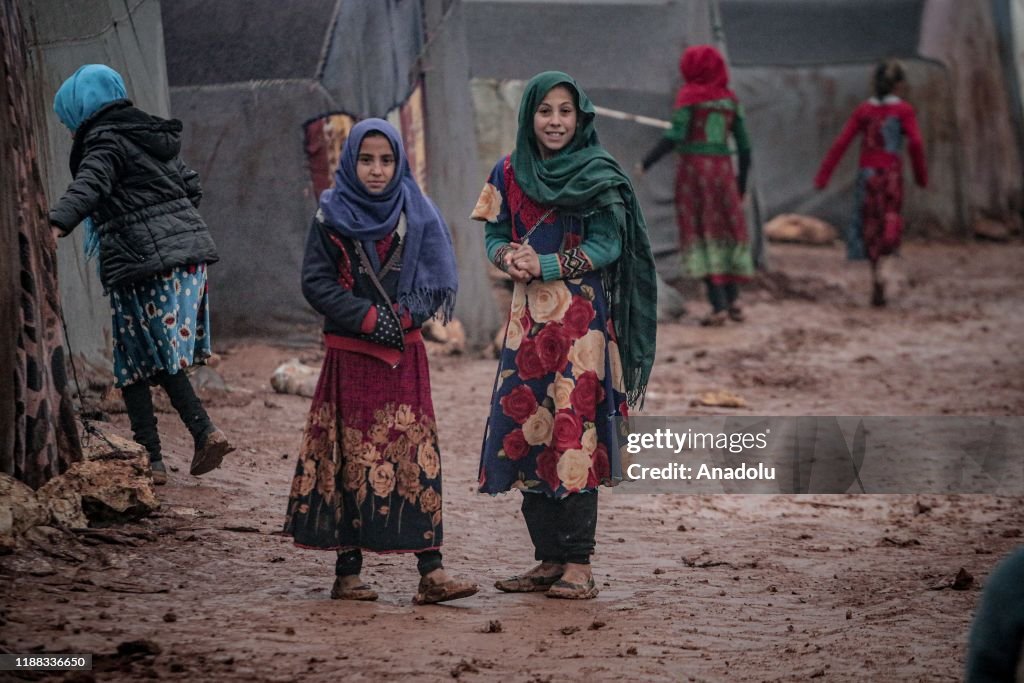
[285,342,443,551]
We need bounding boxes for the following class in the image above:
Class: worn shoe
[727,305,745,322]
[150,460,168,486]
[494,572,564,593]
[413,575,479,605]
[330,577,379,601]
[700,311,728,327]
[545,577,599,600]
[189,428,234,476]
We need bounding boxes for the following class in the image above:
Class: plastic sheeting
[320,0,425,118]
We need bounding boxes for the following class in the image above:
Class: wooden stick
[593,105,671,130]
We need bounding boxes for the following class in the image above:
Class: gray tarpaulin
[720,0,925,66]
[320,0,425,118]
[26,0,171,368]
[171,81,337,337]
[161,0,335,84]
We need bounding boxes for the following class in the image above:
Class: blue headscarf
[53,64,128,263]
[54,64,127,132]
[318,118,458,322]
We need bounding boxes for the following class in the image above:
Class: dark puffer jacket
[49,99,218,290]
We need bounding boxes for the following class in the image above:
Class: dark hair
[873,59,906,98]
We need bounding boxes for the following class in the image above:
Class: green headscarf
[513,71,657,408]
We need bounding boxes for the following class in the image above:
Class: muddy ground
[3,240,1023,682]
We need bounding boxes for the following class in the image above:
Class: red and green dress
[662,99,754,284]
[473,156,628,499]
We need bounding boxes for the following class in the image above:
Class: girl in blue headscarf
[284,118,476,605]
[50,64,232,486]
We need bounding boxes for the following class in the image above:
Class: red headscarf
[674,45,737,108]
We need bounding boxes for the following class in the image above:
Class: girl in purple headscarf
[283,119,476,605]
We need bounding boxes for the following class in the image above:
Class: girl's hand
[509,243,541,279]
[502,242,533,282]
[51,226,65,243]
[633,162,646,177]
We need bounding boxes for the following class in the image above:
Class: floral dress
[477,157,628,499]
[284,228,443,553]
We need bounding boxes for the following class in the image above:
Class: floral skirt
[674,154,754,283]
[479,272,628,499]
[109,264,212,388]
[284,340,443,553]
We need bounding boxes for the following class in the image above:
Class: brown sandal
[727,305,745,322]
[413,575,479,605]
[494,572,564,593]
[330,577,378,601]
[545,577,599,600]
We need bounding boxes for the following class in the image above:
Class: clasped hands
[502,242,541,283]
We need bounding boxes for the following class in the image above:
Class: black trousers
[335,549,443,578]
[520,491,598,565]
[704,279,739,313]
[121,371,214,463]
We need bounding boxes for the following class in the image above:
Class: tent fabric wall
[919,0,1024,229]
[720,0,1023,235]
[163,0,495,343]
[25,0,171,368]
[420,0,503,344]
[320,0,425,118]
[467,0,1023,244]
[171,81,337,338]
[162,0,335,85]
[721,0,926,65]
[464,0,715,263]
[733,61,959,236]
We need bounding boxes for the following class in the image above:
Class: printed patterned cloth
[814,96,928,263]
[478,159,628,500]
[284,340,444,552]
[851,166,904,262]
[674,153,754,284]
[109,264,211,387]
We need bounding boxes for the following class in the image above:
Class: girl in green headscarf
[471,72,657,599]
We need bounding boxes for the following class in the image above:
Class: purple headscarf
[318,118,457,322]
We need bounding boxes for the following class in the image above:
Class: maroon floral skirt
[283,339,443,552]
